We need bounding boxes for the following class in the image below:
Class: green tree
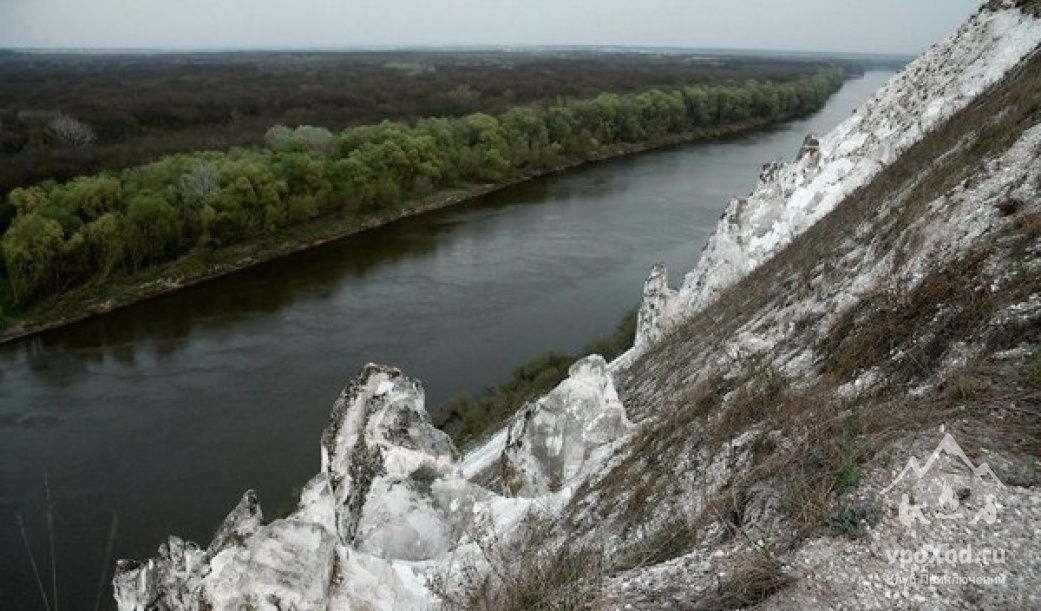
[125,193,181,267]
[1,213,65,302]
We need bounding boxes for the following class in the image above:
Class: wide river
[0,71,893,607]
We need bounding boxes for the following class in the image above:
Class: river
[0,71,893,608]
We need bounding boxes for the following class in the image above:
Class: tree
[8,185,51,216]
[125,193,181,267]
[0,67,846,307]
[265,125,335,154]
[45,113,96,148]
[51,175,123,222]
[1,213,65,302]
[179,162,220,207]
[501,107,550,167]
[461,114,511,181]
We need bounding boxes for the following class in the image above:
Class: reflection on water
[0,72,894,607]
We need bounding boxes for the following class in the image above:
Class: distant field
[0,50,858,196]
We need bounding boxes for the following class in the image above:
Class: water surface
[0,71,893,607]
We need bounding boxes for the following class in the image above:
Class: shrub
[825,502,881,539]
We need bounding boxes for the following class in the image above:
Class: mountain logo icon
[881,432,1007,495]
[882,429,1006,529]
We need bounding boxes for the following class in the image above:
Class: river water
[0,71,893,607]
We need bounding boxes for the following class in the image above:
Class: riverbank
[0,110,824,345]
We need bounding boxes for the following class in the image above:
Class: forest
[0,66,845,322]
[0,51,852,196]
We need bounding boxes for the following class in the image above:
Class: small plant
[833,461,863,495]
[694,553,791,610]
[435,511,606,611]
[825,502,881,539]
[833,413,863,494]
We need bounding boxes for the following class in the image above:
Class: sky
[1,0,982,55]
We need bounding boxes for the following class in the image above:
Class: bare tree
[45,113,96,148]
[180,161,220,205]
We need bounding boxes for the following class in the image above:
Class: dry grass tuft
[693,552,792,610]
[434,513,608,611]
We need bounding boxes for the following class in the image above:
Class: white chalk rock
[635,262,677,350]
[321,363,486,561]
[502,355,632,496]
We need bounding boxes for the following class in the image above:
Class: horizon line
[0,44,915,61]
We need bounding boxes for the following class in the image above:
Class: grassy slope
[607,47,1041,556]
[455,41,1041,611]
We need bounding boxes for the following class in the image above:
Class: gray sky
[2,0,982,54]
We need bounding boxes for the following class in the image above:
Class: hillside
[113,2,1041,609]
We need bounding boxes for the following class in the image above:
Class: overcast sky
[2,0,981,55]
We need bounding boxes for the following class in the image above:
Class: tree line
[0,68,843,312]
[0,51,844,196]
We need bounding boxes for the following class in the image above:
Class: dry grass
[433,513,608,611]
[448,43,1041,610]
[692,553,792,611]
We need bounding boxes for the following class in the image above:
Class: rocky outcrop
[634,263,676,350]
[113,365,462,609]
[114,359,631,609]
[193,476,342,609]
[501,355,632,496]
[320,363,483,561]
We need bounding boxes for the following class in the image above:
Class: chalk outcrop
[634,263,676,351]
[115,359,630,609]
[501,355,632,496]
[320,363,481,561]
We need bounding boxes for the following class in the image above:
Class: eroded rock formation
[114,359,630,609]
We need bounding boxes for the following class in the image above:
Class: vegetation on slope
[453,40,1041,611]
[0,68,844,331]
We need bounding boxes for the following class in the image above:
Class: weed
[1029,354,1041,387]
[825,502,881,539]
[434,512,606,611]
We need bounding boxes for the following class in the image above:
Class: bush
[825,502,881,539]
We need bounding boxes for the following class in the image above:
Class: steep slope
[568,37,1041,611]
[113,2,1041,609]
